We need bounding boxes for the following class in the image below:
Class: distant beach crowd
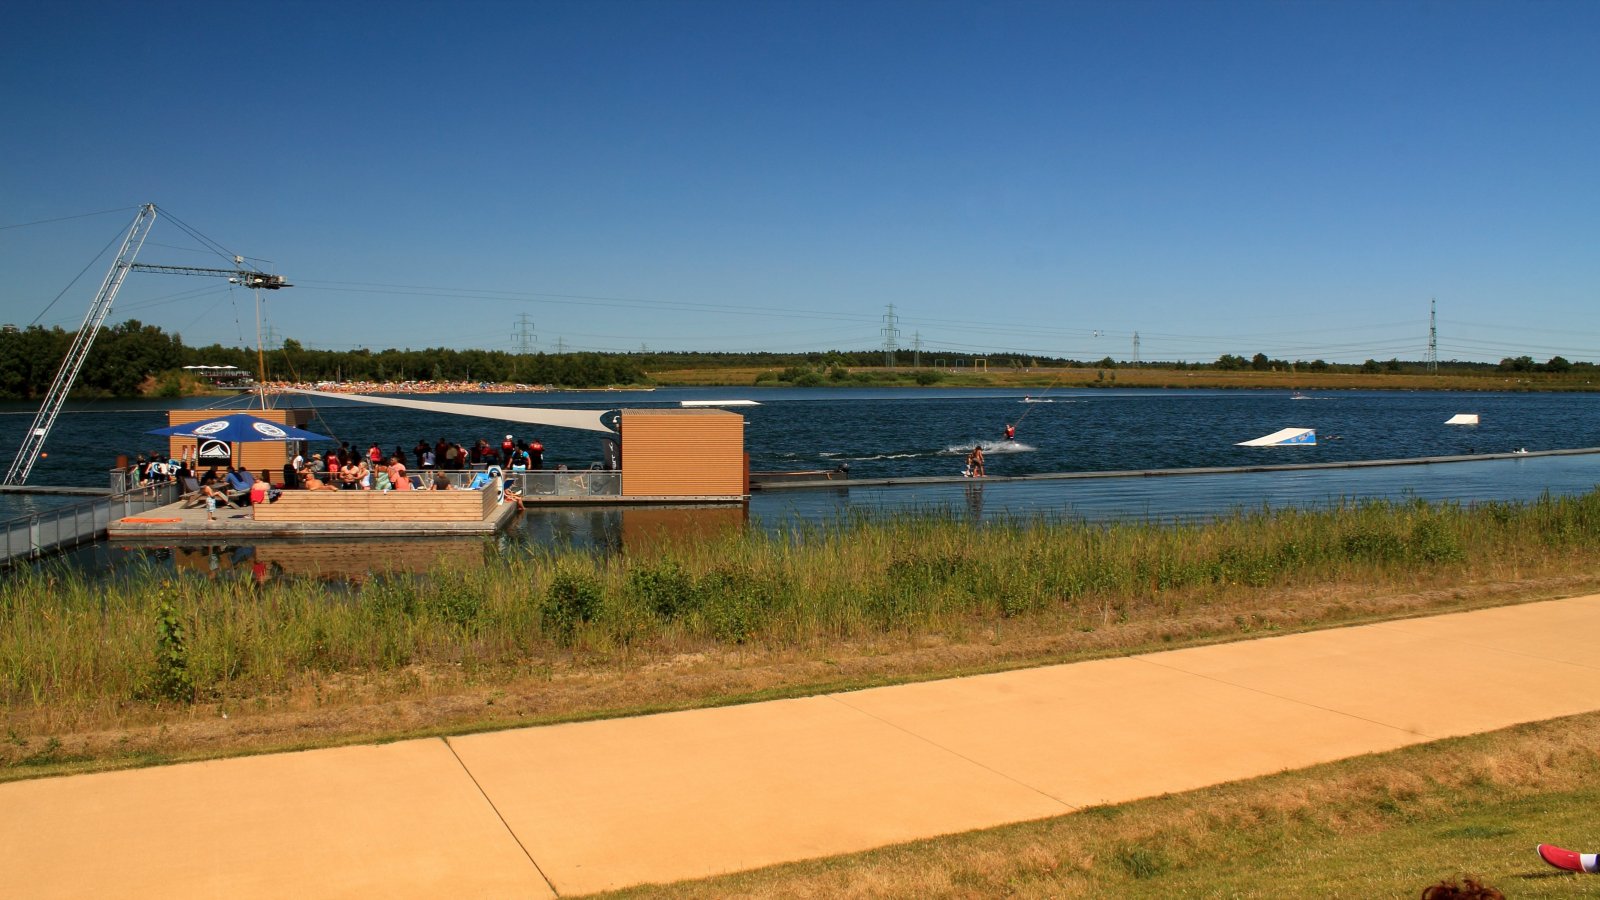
[262,380,548,395]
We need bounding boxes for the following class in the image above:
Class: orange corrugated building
[619,409,747,500]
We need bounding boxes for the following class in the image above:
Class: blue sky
[2,0,1595,364]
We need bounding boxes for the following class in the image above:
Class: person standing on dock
[529,438,544,470]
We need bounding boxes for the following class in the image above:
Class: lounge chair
[178,476,205,508]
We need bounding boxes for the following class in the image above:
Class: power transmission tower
[1132,331,1141,366]
[1427,298,1438,374]
[554,337,567,355]
[881,304,900,367]
[512,313,537,355]
[913,331,922,368]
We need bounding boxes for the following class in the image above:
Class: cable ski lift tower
[4,203,291,485]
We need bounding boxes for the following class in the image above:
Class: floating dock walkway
[752,446,1600,490]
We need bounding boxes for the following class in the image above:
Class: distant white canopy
[281,389,617,433]
[1445,413,1480,425]
[1237,427,1317,447]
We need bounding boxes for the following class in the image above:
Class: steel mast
[4,205,292,485]
[4,205,157,485]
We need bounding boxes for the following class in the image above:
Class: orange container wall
[619,409,746,498]
[163,408,315,484]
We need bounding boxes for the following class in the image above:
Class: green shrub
[629,560,698,620]
[542,567,604,644]
[151,585,194,703]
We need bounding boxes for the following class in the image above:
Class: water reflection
[94,505,750,585]
[36,450,1600,587]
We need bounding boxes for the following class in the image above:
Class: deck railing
[349,465,621,498]
[0,473,177,566]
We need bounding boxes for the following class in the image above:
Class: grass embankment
[647,365,1598,392]
[604,711,1600,898]
[5,493,1600,781]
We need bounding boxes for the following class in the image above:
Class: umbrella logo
[251,422,289,439]
[193,421,230,436]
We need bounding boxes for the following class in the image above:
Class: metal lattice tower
[1427,298,1438,374]
[6,205,157,485]
[881,304,900,367]
[1132,331,1141,366]
[512,313,537,355]
[913,331,922,368]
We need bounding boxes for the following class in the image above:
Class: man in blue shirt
[225,466,256,502]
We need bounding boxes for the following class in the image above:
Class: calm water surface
[6,386,1600,580]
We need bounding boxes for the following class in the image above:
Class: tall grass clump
[4,490,1600,726]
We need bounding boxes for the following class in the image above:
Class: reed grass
[4,491,1600,745]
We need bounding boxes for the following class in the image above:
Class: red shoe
[1537,843,1588,872]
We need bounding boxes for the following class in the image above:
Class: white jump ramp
[1237,427,1317,447]
[1445,413,1480,425]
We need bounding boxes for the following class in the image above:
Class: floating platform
[108,493,519,541]
[1237,427,1317,447]
[752,447,1600,491]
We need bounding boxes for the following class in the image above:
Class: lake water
[5,386,1600,579]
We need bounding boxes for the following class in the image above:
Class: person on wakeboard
[1004,423,1016,441]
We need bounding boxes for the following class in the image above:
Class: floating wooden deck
[108,492,519,540]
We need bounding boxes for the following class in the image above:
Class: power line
[0,206,140,231]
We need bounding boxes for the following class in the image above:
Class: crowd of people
[131,429,562,518]
[261,380,547,395]
[284,433,547,494]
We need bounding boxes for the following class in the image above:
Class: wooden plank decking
[108,490,517,540]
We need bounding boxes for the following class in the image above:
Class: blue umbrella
[147,413,330,443]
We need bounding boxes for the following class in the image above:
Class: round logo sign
[252,422,288,439]
[193,421,230,436]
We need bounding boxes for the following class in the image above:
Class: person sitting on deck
[501,478,531,509]
[249,472,279,505]
[429,472,452,491]
[301,471,338,491]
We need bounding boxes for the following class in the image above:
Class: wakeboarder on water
[1004,423,1015,441]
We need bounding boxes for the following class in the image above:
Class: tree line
[0,322,645,400]
[0,320,1589,400]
